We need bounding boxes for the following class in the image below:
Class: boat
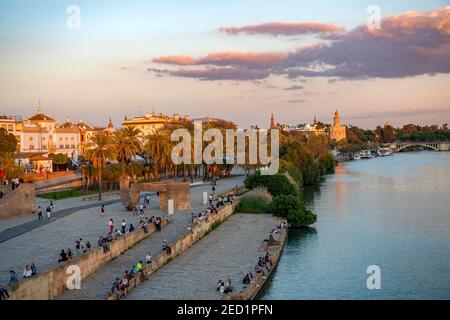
[353,153,361,160]
[377,147,393,157]
[360,150,374,159]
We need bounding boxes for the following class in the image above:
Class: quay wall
[224,228,287,300]
[6,217,170,300]
[108,201,237,300]
[0,183,36,219]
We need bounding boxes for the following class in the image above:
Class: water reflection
[260,152,450,300]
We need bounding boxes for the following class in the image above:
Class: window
[59,137,63,141]
[59,145,64,149]
[30,144,35,150]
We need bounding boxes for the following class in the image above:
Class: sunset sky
[0,0,449,129]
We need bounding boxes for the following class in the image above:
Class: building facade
[122,112,190,141]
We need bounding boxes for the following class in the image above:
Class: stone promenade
[0,176,243,290]
[124,213,279,300]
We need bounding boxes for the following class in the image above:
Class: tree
[113,126,142,179]
[0,152,22,180]
[87,132,115,200]
[269,194,317,227]
[244,173,298,196]
[49,153,69,171]
[318,153,336,174]
[0,128,17,154]
[144,129,171,181]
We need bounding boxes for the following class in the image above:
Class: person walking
[46,206,52,219]
[100,204,105,217]
[108,218,114,235]
[37,206,43,220]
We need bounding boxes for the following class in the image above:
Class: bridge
[389,141,450,152]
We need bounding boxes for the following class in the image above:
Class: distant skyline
[1,1,449,129]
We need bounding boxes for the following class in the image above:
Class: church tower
[270,114,276,129]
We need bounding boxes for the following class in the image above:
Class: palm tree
[113,126,142,179]
[0,152,17,180]
[144,129,171,181]
[87,132,114,200]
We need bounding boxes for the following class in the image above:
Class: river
[260,151,450,300]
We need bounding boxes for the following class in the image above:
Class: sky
[0,0,449,129]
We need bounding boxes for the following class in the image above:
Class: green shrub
[38,189,89,200]
[235,197,271,213]
[319,153,336,174]
[303,158,322,186]
[279,160,303,187]
[244,173,297,196]
[269,194,317,227]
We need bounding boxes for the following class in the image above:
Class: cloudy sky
[0,0,449,129]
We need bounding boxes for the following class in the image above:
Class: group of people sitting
[110,250,158,295]
[190,205,219,226]
[8,262,38,285]
[57,238,93,263]
[255,252,274,275]
[217,279,233,294]
[215,194,235,208]
[110,262,143,295]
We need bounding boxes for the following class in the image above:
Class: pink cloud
[150,7,450,81]
[153,51,288,68]
[220,22,345,36]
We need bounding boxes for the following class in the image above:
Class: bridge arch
[396,143,438,152]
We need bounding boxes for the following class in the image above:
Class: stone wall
[0,183,36,219]
[224,228,287,300]
[6,217,170,300]
[108,201,238,300]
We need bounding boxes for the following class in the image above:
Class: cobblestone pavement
[124,214,279,300]
[0,176,243,289]
[58,177,244,300]
[0,192,116,234]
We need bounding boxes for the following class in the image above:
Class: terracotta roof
[29,155,50,161]
[15,152,46,159]
[28,113,55,122]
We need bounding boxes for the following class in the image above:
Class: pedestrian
[9,271,18,284]
[23,265,32,278]
[108,218,114,235]
[30,263,37,275]
[58,249,68,263]
[86,241,91,252]
[121,219,126,234]
[46,206,51,219]
[100,204,105,217]
[0,287,9,300]
[37,206,42,220]
[75,240,81,255]
[209,193,213,205]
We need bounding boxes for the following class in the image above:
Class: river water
[260,151,450,300]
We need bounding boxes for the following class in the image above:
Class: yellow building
[330,110,347,142]
[122,112,190,141]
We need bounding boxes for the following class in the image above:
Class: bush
[269,194,317,227]
[39,189,89,200]
[279,160,303,187]
[235,187,272,213]
[303,158,322,186]
[235,197,270,213]
[244,173,298,196]
[319,153,336,174]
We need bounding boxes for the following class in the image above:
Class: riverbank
[124,213,282,300]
